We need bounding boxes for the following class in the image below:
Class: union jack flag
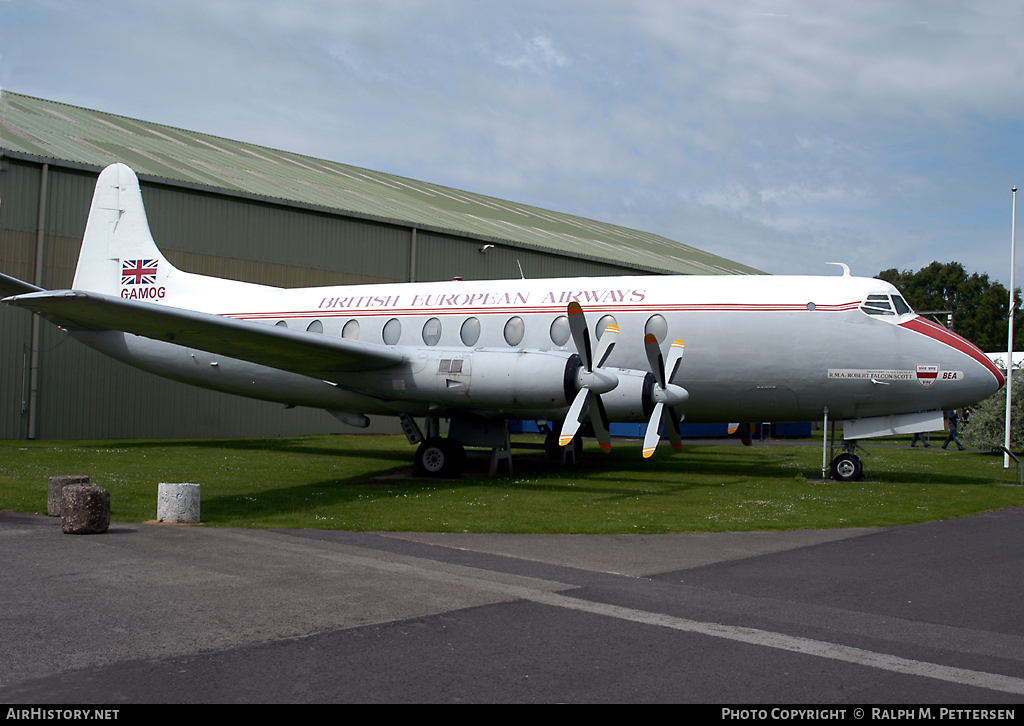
[122,259,158,285]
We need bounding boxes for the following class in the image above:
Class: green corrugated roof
[0,91,762,275]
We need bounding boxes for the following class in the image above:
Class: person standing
[942,409,965,451]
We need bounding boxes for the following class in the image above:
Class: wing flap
[3,290,404,375]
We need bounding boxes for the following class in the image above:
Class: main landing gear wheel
[830,452,864,482]
[415,436,466,478]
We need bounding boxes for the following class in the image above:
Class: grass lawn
[1,434,1022,533]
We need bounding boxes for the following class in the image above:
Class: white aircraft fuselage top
[5,163,1006,427]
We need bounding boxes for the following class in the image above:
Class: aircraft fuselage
[71,272,1003,426]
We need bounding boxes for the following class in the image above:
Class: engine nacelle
[597,368,655,421]
[596,368,690,423]
[459,349,580,408]
[338,348,579,411]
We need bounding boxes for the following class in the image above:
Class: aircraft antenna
[825,262,851,277]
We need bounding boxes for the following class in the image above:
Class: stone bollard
[157,483,201,524]
[48,475,90,516]
[61,484,110,534]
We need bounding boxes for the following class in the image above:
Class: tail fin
[72,163,276,304]
[73,163,177,297]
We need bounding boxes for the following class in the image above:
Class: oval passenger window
[504,316,525,346]
[644,314,667,342]
[382,318,402,345]
[461,317,481,346]
[549,316,570,346]
[422,317,442,346]
[595,315,617,340]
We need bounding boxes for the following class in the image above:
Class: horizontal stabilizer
[0,271,44,298]
[3,290,405,376]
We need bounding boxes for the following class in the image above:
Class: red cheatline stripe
[900,317,1005,387]
[221,301,863,320]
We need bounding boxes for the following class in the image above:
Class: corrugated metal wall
[142,185,412,286]
[0,157,642,440]
[0,304,31,439]
[413,230,638,282]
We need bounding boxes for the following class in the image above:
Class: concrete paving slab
[0,512,546,685]
[4,507,1023,704]
[381,528,877,576]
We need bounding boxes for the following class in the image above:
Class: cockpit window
[861,294,894,316]
[860,294,914,318]
[892,295,912,315]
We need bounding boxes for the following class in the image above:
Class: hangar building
[0,91,761,440]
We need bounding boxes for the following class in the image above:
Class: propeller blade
[592,395,612,453]
[729,422,752,446]
[642,402,664,458]
[667,406,683,452]
[564,303,618,452]
[644,334,666,388]
[665,339,685,382]
[567,302,592,371]
[594,323,619,369]
[560,387,590,446]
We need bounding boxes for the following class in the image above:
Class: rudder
[72,163,177,297]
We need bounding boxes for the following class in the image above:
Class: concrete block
[157,483,200,524]
[61,484,110,534]
[48,475,90,516]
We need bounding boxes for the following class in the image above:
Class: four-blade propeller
[559,302,619,452]
[558,303,691,458]
[642,335,689,458]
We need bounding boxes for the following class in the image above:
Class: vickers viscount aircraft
[0,163,1005,479]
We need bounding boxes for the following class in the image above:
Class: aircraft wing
[0,271,44,298]
[3,290,405,375]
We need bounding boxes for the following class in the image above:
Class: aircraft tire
[830,453,863,482]
[415,437,465,478]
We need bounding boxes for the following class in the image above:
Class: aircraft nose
[899,317,1004,400]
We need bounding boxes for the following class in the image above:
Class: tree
[961,373,1024,451]
[876,261,1022,352]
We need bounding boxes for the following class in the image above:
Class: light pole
[1006,186,1017,468]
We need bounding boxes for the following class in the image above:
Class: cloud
[1,0,1022,281]
[492,34,570,73]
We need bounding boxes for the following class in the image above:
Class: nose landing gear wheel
[830,452,863,482]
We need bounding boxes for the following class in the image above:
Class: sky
[1,0,1023,282]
